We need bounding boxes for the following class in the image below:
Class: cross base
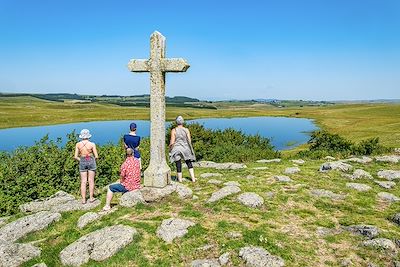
[143,162,171,188]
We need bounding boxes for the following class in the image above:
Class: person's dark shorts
[109,183,128,193]
[79,156,97,172]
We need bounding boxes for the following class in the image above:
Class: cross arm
[127,59,149,72]
[162,58,190,72]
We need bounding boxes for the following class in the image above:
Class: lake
[0,117,318,151]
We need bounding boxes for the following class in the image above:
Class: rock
[284,167,300,174]
[60,224,137,266]
[265,191,275,199]
[291,159,305,164]
[193,161,246,170]
[19,191,75,213]
[208,179,223,185]
[274,175,292,182]
[174,182,193,199]
[325,156,336,160]
[0,211,61,243]
[351,169,373,179]
[77,208,117,229]
[375,155,400,163]
[344,225,379,239]
[223,181,240,187]
[341,258,352,267]
[253,167,268,170]
[320,161,352,172]
[140,184,176,202]
[344,156,373,164]
[378,192,400,202]
[362,238,397,252]
[374,180,396,189]
[197,244,215,251]
[239,246,285,267]
[50,199,101,213]
[392,213,400,226]
[226,231,243,239]
[191,259,220,267]
[156,218,195,243]
[245,175,256,180]
[200,173,222,178]
[207,186,241,203]
[346,183,372,192]
[256,159,281,163]
[32,263,47,267]
[377,170,400,181]
[219,252,230,265]
[0,242,41,267]
[237,192,264,208]
[120,190,146,207]
[310,189,345,200]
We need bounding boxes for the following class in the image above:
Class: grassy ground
[5,158,398,266]
[1,96,400,147]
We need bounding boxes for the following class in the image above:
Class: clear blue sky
[0,0,399,100]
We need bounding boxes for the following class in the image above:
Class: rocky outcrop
[156,218,195,243]
[374,180,396,189]
[77,208,117,229]
[207,186,241,203]
[0,242,41,267]
[120,190,146,207]
[140,184,177,202]
[375,155,400,163]
[239,246,285,267]
[377,170,400,181]
[362,238,397,253]
[378,192,400,202]
[346,183,372,192]
[351,169,373,180]
[320,161,352,172]
[237,193,264,208]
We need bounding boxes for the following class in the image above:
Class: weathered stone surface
[291,159,305,164]
[120,190,146,207]
[0,242,41,267]
[226,231,243,239]
[374,180,396,189]
[60,224,137,266]
[284,167,300,174]
[375,155,400,163]
[175,182,193,199]
[392,213,400,226]
[239,246,285,267]
[253,167,268,170]
[351,169,373,179]
[51,199,101,213]
[191,259,220,267]
[344,156,373,164]
[156,218,195,243]
[207,179,223,185]
[344,225,379,239]
[140,184,176,202]
[200,173,222,178]
[320,161,352,172]
[237,193,264,208]
[0,211,61,243]
[219,252,230,265]
[378,192,400,202]
[310,189,345,200]
[77,208,117,229]
[274,175,292,182]
[362,238,397,252]
[193,161,247,170]
[207,186,241,203]
[346,183,372,192]
[377,170,400,181]
[19,191,75,213]
[256,159,281,163]
[223,181,240,187]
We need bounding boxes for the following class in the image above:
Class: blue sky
[0,0,399,100]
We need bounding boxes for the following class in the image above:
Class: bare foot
[102,205,111,211]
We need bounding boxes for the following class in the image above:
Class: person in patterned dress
[103,148,141,211]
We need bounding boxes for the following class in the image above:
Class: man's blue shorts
[109,183,128,193]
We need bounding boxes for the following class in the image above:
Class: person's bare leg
[177,172,183,182]
[103,189,113,210]
[80,171,88,204]
[88,170,95,202]
[189,168,196,182]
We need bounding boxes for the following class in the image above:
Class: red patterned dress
[120,157,141,191]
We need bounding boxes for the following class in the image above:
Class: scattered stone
[0,242,41,267]
[324,156,336,160]
[274,175,292,182]
[392,213,400,226]
[191,259,220,267]
[253,167,268,170]
[219,252,230,265]
[0,211,61,243]
[197,244,215,251]
[140,184,176,202]
[50,199,101,213]
[245,175,256,180]
[341,258,352,267]
[377,170,400,181]
[320,161,352,172]
[226,231,243,239]
[346,183,372,192]
[193,161,247,170]
[344,156,373,164]
[310,189,345,200]
[174,182,193,199]
[239,246,285,267]
[362,238,397,252]
[120,190,146,207]
[256,159,281,163]
[19,191,75,213]
[77,208,117,229]
[207,179,223,185]
[343,225,379,239]
[60,225,137,266]
[291,159,305,164]
[375,155,400,163]
[351,169,373,180]
[207,186,241,203]
[378,192,400,202]
[374,180,396,189]
[200,173,222,178]
[32,263,47,267]
[156,218,195,243]
[237,192,264,208]
[284,167,300,174]
[223,181,240,187]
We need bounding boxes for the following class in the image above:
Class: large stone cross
[128,31,190,188]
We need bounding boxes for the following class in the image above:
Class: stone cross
[128,31,190,188]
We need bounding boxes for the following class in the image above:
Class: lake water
[0,117,318,151]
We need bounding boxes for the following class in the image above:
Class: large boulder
[377,170,400,181]
[319,161,352,172]
[59,225,137,266]
[174,182,193,199]
[156,218,195,243]
[207,186,241,203]
[0,211,61,243]
[140,184,177,202]
[237,192,264,208]
[120,190,146,207]
[239,246,285,267]
[0,242,41,267]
